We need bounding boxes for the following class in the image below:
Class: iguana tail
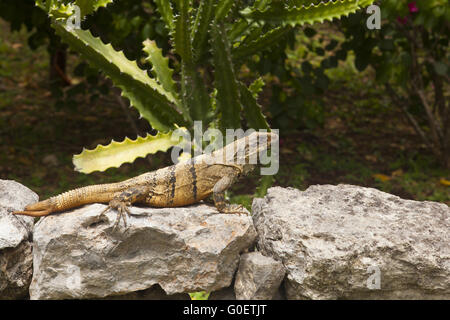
[13,198,54,217]
[13,183,123,217]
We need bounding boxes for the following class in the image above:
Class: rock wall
[252,185,450,299]
[0,180,36,299]
[30,203,256,299]
[0,180,448,299]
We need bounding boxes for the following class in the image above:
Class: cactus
[73,132,182,174]
[36,0,375,173]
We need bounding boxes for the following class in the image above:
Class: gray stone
[252,185,450,300]
[234,252,285,300]
[30,203,256,299]
[0,180,36,299]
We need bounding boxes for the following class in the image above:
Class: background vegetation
[0,0,448,208]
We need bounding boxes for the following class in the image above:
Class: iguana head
[219,131,279,174]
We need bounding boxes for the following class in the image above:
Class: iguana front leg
[212,175,247,215]
[101,186,150,230]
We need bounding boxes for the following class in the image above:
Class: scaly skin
[13,132,277,226]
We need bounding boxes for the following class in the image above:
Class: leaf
[73,131,184,173]
[285,1,326,8]
[172,0,210,123]
[211,23,242,131]
[249,77,265,98]
[372,173,391,182]
[191,0,215,61]
[189,292,210,300]
[143,39,177,97]
[391,169,404,177]
[36,0,114,19]
[215,0,234,21]
[439,178,450,187]
[228,19,250,42]
[76,0,114,17]
[253,0,271,11]
[238,25,264,49]
[232,26,292,60]
[52,23,186,131]
[174,0,193,65]
[181,63,210,123]
[241,0,376,26]
[172,0,206,124]
[154,0,175,31]
[239,82,270,130]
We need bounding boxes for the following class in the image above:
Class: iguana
[13,132,277,228]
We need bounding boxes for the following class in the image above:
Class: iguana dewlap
[13,132,277,228]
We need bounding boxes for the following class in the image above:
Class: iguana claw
[100,199,131,231]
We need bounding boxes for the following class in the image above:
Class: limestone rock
[234,252,285,300]
[0,180,36,299]
[252,185,450,299]
[30,203,256,299]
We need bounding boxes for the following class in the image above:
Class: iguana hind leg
[101,186,149,230]
[212,175,247,215]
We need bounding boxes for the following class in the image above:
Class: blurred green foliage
[0,0,172,107]
[338,0,449,167]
